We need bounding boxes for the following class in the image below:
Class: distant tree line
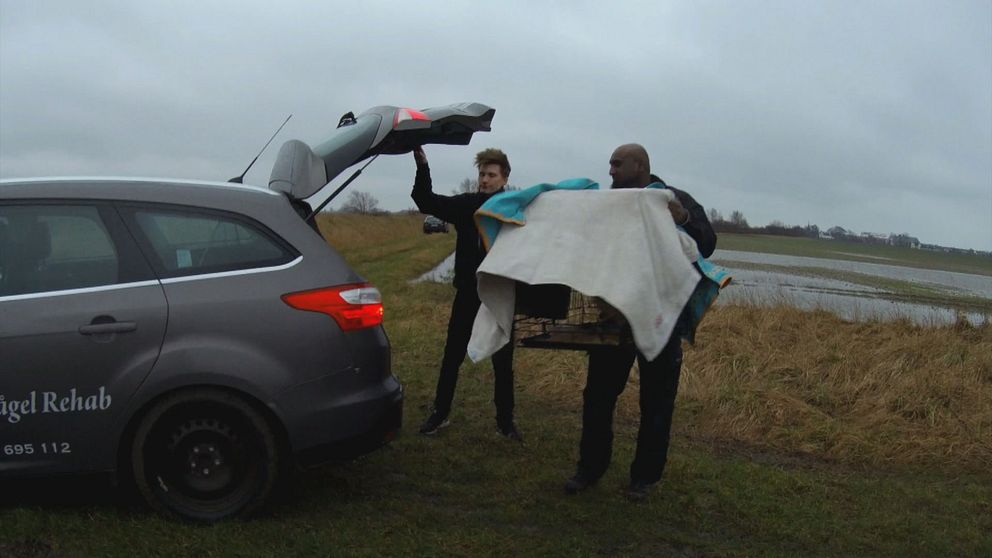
[707,209,923,248]
[331,194,988,256]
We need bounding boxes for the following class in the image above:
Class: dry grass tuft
[518,305,992,471]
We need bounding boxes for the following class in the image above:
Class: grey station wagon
[0,102,496,522]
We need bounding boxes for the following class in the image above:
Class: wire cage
[512,283,633,350]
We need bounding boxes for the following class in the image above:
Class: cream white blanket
[467,188,701,362]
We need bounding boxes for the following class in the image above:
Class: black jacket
[412,163,498,290]
[649,174,717,258]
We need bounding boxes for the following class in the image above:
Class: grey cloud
[1,0,989,250]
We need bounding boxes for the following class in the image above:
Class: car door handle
[78,321,137,335]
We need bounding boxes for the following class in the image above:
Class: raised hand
[413,146,428,167]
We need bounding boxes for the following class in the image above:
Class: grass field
[716,233,992,277]
[2,214,990,557]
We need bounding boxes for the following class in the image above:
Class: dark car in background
[0,102,495,522]
[423,215,449,234]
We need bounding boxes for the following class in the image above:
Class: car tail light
[393,108,430,128]
[282,283,384,331]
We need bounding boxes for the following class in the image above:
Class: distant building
[889,234,921,249]
[860,232,889,244]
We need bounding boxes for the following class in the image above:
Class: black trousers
[433,286,515,422]
[577,335,683,484]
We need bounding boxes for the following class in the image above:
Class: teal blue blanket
[475,178,599,250]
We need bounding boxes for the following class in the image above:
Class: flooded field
[712,250,991,325]
[711,249,992,298]
[416,249,992,326]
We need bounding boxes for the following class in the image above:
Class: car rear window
[0,205,119,296]
[131,208,295,277]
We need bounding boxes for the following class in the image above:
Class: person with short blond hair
[411,146,521,441]
[474,148,511,178]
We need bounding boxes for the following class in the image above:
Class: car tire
[130,388,281,523]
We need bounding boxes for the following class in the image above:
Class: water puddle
[412,252,455,283]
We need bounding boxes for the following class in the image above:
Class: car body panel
[0,282,169,475]
[0,200,169,475]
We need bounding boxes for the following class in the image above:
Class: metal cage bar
[513,287,632,350]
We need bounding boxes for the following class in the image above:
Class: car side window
[130,208,294,277]
[0,205,119,296]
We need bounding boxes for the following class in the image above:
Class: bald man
[565,143,716,500]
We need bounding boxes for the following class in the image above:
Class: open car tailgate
[269,102,495,200]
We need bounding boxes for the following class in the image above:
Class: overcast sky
[2,0,990,251]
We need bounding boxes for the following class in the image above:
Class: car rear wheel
[131,388,281,523]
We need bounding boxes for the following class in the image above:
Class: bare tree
[340,191,381,214]
[452,178,477,194]
[707,208,724,223]
[729,210,749,228]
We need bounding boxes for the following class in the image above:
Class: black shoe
[564,472,597,495]
[419,411,450,435]
[625,480,655,501]
[496,421,523,443]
